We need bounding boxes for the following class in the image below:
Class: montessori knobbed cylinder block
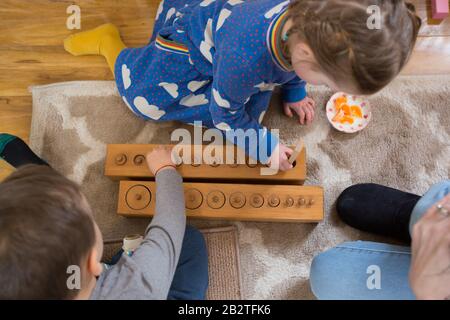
[105,144,307,184]
[118,180,324,223]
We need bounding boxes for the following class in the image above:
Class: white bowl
[326,92,372,133]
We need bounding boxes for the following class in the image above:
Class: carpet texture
[30,75,450,299]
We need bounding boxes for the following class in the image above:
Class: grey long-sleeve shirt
[90,169,186,300]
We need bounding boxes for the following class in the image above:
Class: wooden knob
[229,192,246,209]
[115,154,127,166]
[309,198,315,206]
[298,197,306,206]
[184,189,203,210]
[207,190,226,209]
[268,195,280,207]
[133,154,145,166]
[125,185,151,210]
[285,196,294,207]
[250,193,264,208]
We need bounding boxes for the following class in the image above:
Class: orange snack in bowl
[335,96,347,110]
[350,105,363,118]
[328,92,370,132]
[332,109,345,123]
[340,104,351,115]
[341,116,354,124]
[332,110,354,124]
[332,94,363,124]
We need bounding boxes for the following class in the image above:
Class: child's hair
[0,165,96,299]
[287,0,422,94]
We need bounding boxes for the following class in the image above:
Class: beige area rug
[29,75,450,299]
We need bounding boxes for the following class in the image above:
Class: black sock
[0,134,48,168]
[337,183,421,244]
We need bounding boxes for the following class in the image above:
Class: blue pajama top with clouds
[115,0,306,162]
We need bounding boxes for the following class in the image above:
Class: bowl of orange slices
[326,92,372,133]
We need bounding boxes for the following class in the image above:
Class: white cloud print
[122,64,131,90]
[213,88,230,108]
[133,96,166,120]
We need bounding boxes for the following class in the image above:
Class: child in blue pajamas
[64,0,421,170]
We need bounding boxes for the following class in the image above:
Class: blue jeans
[310,180,450,300]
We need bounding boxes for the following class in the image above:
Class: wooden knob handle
[115,154,127,166]
[133,155,145,165]
[250,194,264,208]
[230,192,246,209]
[285,196,294,207]
[268,195,280,207]
[298,198,306,206]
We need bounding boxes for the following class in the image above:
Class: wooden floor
[0,0,449,143]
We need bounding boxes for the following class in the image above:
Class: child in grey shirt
[0,147,208,299]
[91,146,209,300]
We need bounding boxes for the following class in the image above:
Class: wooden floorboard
[0,0,449,142]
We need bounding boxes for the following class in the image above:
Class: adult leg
[409,180,450,233]
[336,184,420,243]
[310,241,415,300]
[167,226,209,300]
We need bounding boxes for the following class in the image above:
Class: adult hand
[409,193,450,300]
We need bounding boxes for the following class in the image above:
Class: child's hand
[283,97,316,125]
[268,143,293,171]
[146,146,176,175]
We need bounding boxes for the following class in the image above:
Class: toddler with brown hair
[64,0,421,170]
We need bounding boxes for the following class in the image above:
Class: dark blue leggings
[168,226,209,300]
[110,225,209,300]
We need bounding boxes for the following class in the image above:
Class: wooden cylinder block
[118,181,324,223]
[105,144,307,184]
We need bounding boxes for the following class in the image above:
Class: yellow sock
[64,23,126,74]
